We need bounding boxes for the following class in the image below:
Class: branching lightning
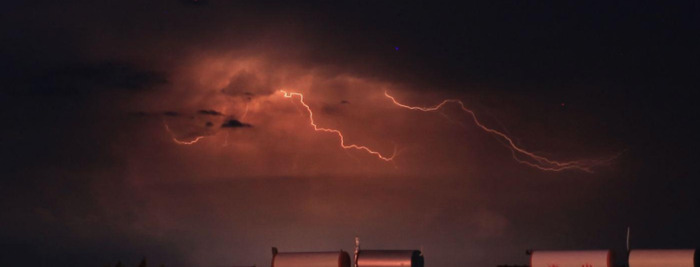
[164,122,206,145]
[159,88,614,172]
[239,102,250,120]
[280,90,396,161]
[384,91,613,172]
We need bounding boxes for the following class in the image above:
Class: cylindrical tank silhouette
[356,250,423,267]
[272,250,351,267]
[629,249,696,267]
[530,250,613,267]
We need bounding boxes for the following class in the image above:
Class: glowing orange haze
[162,86,615,173]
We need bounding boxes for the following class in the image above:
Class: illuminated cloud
[4,2,695,267]
[220,71,276,98]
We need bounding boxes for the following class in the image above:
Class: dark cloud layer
[221,119,252,128]
[1,1,699,267]
[4,60,167,96]
[198,110,224,116]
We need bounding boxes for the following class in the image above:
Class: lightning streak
[159,89,611,171]
[239,102,250,120]
[384,91,611,172]
[280,90,396,161]
[164,122,206,145]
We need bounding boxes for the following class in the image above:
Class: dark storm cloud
[81,61,167,91]
[163,111,180,117]
[320,103,345,115]
[221,119,252,128]
[133,110,225,118]
[128,111,150,117]
[179,0,208,6]
[5,61,167,96]
[198,110,224,116]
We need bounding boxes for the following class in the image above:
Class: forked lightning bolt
[161,89,613,172]
[384,91,612,172]
[280,90,396,161]
[164,122,206,145]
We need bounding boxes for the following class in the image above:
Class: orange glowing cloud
[128,49,618,177]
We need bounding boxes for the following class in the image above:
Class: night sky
[1,1,699,266]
